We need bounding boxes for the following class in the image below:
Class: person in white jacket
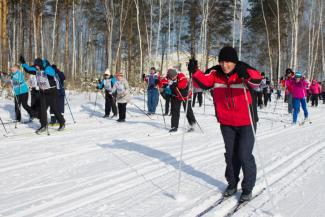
[112,72,130,122]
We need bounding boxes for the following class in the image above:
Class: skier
[50,65,66,124]
[20,56,65,133]
[260,72,270,107]
[192,46,262,202]
[321,80,325,104]
[285,69,294,114]
[289,71,309,124]
[309,79,321,107]
[163,68,196,132]
[97,69,117,118]
[112,72,130,122]
[9,64,33,122]
[144,67,160,115]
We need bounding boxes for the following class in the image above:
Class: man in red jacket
[164,68,196,132]
[192,46,262,202]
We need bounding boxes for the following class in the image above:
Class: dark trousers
[171,97,196,129]
[105,92,117,116]
[14,93,32,121]
[118,103,127,120]
[30,88,40,119]
[165,95,171,115]
[262,88,268,106]
[322,92,325,104]
[220,125,257,192]
[257,91,263,107]
[50,93,65,123]
[192,92,203,107]
[39,88,65,127]
[311,94,319,107]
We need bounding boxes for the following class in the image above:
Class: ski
[224,200,249,217]
[196,196,230,217]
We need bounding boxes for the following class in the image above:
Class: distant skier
[321,80,325,104]
[163,68,196,132]
[112,72,130,122]
[289,71,309,124]
[144,67,160,115]
[192,86,203,107]
[192,46,262,202]
[97,69,117,118]
[309,79,321,107]
[20,56,65,133]
[285,69,295,114]
[159,73,172,115]
[9,64,33,122]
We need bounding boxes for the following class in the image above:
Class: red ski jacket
[160,72,192,101]
[192,63,262,126]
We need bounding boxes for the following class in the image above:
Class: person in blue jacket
[20,56,65,134]
[50,65,66,125]
[97,69,117,118]
[144,67,160,115]
[10,64,33,122]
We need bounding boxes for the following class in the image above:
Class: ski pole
[242,81,276,212]
[0,115,9,134]
[65,94,76,123]
[130,102,153,120]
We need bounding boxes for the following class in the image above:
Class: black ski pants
[220,124,257,193]
[192,92,203,107]
[171,97,196,129]
[118,103,127,120]
[39,88,65,127]
[105,92,117,116]
[14,93,32,121]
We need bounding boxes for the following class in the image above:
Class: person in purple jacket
[290,71,309,124]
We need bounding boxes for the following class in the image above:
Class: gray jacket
[112,78,131,103]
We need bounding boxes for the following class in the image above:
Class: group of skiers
[0,56,66,134]
[2,45,325,204]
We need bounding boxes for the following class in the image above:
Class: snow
[0,91,325,217]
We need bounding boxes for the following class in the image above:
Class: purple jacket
[289,79,308,99]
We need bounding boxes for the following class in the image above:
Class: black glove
[96,86,100,90]
[19,56,26,64]
[142,73,146,81]
[236,63,249,79]
[188,58,198,76]
[169,82,177,91]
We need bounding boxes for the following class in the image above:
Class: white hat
[104,68,111,76]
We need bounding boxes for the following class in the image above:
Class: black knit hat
[218,46,238,63]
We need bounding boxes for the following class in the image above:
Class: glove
[169,82,177,91]
[96,86,100,90]
[142,73,146,81]
[98,79,101,84]
[19,56,26,64]
[188,58,198,76]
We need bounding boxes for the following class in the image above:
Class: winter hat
[218,46,238,63]
[285,68,293,75]
[34,58,43,68]
[295,71,302,78]
[167,68,178,79]
[261,72,265,76]
[104,68,111,76]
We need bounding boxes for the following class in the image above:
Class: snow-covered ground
[0,91,324,217]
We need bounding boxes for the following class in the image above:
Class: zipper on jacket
[224,87,230,109]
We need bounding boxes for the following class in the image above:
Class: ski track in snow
[0,92,325,217]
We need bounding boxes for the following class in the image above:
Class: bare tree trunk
[1,0,9,71]
[276,0,281,82]
[32,0,38,58]
[40,13,44,58]
[232,0,237,48]
[261,0,273,81]
[177,0,185,63]
[155,0,162,67]
[19,0,24,57]
[134,0,143,80]
[51,0,59,62]
[64,1,70,78]
[72,0,76,80]
[238,0,243,60]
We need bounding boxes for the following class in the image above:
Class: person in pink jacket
[290,71,309,124]
[309,79,321,107]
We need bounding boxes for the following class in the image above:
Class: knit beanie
[218,46,239,63]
